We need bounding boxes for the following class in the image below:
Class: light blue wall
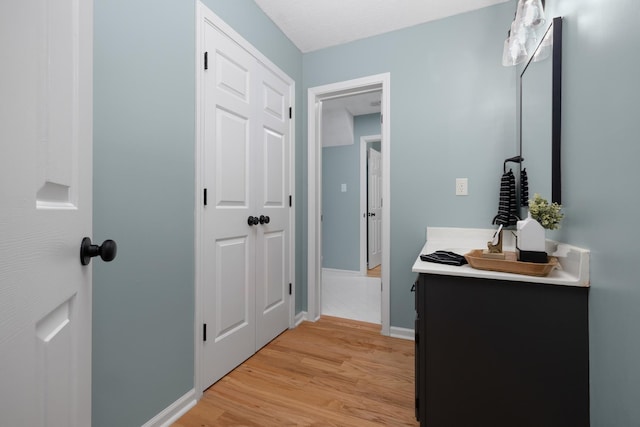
[539,0,640,425]
[93,1,195,426]
[93,1,301,426]
[93,0,640,424]
[322,113,381,271]
[304,3,518,328]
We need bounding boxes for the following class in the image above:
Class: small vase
[516,213,548,263]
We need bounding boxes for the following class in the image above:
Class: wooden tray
[464,249,558,277]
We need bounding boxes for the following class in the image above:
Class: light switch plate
[456,178,468,196]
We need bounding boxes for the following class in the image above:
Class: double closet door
[200,16,292,388]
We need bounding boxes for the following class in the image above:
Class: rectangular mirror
[519,16,562,211]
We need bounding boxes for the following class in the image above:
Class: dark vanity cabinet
[414,273,589,427]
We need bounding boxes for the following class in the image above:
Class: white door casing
[197,4,294,391]
[308,74,391,335]
[367,148,382,269]
[0,0,93,425]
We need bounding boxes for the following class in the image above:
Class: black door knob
[247,216,259,226]
[368,212,376,217]
[80,237,117,265]
[259,215,270,225]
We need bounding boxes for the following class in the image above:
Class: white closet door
[201,23,257,387]
[254,63,291,349]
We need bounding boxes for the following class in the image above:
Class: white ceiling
[254,0,511,53]
[323,90,382,116]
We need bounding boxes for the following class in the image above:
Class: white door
[0,1,93,426]
[367,148,382,268]
[254,63,291,349]
[201,18,291,388]
[201,23,257,387]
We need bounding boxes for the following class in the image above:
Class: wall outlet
[456,178,468,196]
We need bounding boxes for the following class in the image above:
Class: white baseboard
[295,311,308,326]
[390,326,414,341]
[141,389,198,427]
[322,267,362,276]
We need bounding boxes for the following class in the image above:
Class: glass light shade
[533,27,553,62]
[502,31,528,66]
[522,0,546,28]
[514,0,528,29]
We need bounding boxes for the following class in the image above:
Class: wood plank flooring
[367,265,381,278]
[174,316,417,427]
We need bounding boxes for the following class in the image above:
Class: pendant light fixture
[501,0,546,66]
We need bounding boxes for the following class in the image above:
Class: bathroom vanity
[412,227,590,427]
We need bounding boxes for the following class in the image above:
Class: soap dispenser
[516,213,548,263]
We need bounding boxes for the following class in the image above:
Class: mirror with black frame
[519,16,562,215]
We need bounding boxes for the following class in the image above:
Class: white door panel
[214,109,250,205]
[254,63,290,349]
[0,0,93,425]
[202,22,257,387]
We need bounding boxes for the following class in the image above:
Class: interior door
[0,0,93,426]
[367,148,382,268]
[201,22,257,387]
[254,63,291,349]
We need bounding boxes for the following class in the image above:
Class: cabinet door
[415,276,426,423]
[421,274,589,427]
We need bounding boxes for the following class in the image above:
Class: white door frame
[194,2,296,397]
[360,134,382,275]
[307,73,391,335]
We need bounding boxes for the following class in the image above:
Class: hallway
[321,269,381,324]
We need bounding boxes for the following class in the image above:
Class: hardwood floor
[174,316,417,427]
[367,265,381,278]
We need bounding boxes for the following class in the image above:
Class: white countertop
[412,227,590,287]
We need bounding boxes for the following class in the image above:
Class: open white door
[0,0,94,426]
[367,148,382,268]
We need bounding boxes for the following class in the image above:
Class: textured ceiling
[323,91,382,116]
[254,0,511,53]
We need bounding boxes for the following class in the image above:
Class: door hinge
[203,188,208,206]
[204,52,208,70]
[289,195,292,207]
[203,323,207,342]
[289,283,292,295]
[380,114,383,124]
[289,107,292,119]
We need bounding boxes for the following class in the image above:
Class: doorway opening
[307,73,391,335]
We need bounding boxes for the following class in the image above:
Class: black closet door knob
[259,215,270,225]
[368,212,376,217]
[80,237,117,265]
[248,216,259,226]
